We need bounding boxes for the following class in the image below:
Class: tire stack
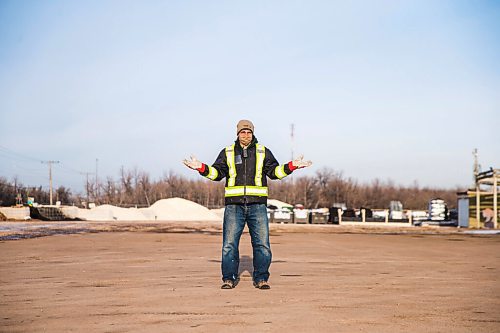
[428,199,447,221]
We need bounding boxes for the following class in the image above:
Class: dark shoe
[221,280,234,289]
[253,280,271,290]
[221,277,239,289]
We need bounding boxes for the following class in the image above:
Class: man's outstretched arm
[182,149,227,181]
[264,149,312,180]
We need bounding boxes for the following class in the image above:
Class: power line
[7,163,49,179]
[55,162,86,175]
[0,145,42,163]
[0,144,92,185]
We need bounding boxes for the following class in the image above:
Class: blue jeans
[222,204,272,283]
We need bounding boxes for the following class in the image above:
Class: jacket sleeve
[263,148,294,180]
[199,148,228,181]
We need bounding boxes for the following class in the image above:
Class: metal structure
[475,168,499,229]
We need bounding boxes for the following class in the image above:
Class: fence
[336,208,413,227]
[268,210,329,224]
[268,208,413,226]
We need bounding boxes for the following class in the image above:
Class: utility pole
[80,171,94,208]
[290,123,295,187]
[41,160,60,205]
[473,148,480,182]
[95,158,99,203]
[473,149,480,228]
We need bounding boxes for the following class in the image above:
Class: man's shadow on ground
[208,255,253,276]
[238,255,253,277]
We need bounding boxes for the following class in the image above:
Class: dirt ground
[1,225,499,332]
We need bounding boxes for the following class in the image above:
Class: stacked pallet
[428,199,447,221]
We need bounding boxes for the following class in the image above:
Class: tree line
[0,167,462,210]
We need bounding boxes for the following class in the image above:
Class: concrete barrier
[0,207,31,220]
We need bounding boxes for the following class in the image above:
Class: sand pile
[95,205,148,221]
[141,198,220,221]
[70,198,221,222]
[77,206,114,221]
[210,208,225,219]
[267,199,293,209]
[60,206,82,219]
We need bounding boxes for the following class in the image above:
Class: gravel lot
[1,223,499,332]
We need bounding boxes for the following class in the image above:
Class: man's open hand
[182,155,202,170]
[292,154,313,169]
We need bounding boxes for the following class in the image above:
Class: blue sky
[1,0,499,193]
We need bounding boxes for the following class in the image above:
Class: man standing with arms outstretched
[183,120,312,290]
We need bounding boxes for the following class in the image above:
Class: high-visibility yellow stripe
[206,166,218,180]
[274,165,287,179]
[255,144,265,186]
[225,186,268,197]
[226,144,236,187]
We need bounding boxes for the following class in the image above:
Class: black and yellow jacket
[198,137,296,205]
